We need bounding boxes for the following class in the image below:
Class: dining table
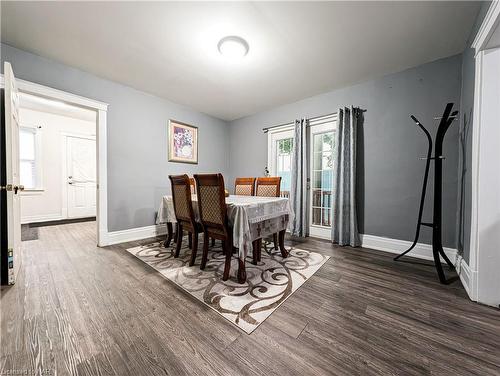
[156,194,294,283]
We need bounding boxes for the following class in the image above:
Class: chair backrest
[169,174,196,224]
[256,177,281,197]
[194,173,228,234]
[189,177,196,194]
[234,177,256,196]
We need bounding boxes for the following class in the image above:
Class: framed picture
[168,120,198,164]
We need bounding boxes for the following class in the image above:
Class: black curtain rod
[262,107,365,133]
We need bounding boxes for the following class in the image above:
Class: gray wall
[228,55,463,248]
[1,43,230,232]
[458,2,491,263]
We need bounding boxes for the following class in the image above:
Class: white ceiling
[1,1,480,121]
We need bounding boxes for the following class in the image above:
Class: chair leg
[189,231,198,267]
[173,223,178,243]
[223,237,232,281]
[252,240,258,265]
[188,232,193,249]
[211,237,216,247]
[174,224,183,258]
[257,238,262,262]
[164,222,173,248]
[200,233,209,270]
[273,233,278,250]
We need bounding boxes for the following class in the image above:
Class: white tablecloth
[156,195,294,260]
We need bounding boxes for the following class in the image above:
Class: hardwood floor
[1,222,499,375]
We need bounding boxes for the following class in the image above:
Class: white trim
[266,122,295,135]
[105,225,167,246]
[21,213,65,224]
[0,75,108,111]
[360,234,458,265]
[470,51,483,274]
[1,72,109,246]
[457,258,478,301]
[309,119,336,239]
[472,1,500,53]
[267,128,294,177]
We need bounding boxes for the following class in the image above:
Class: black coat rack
[394,103,458,284]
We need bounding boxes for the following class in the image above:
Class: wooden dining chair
[234,177,256,196]
[189,177,196,194]
[255,177,281,197]
[169,174,202,266]
[194,173,233,281]
[255,176,282,254]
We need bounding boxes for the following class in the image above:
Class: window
[19,126,42,190]
[267,126,294,197]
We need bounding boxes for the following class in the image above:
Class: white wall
[19,108,96,223]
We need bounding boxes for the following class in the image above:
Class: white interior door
[66,135,96,218]
[3,62,22,285]
[309,121,335,239]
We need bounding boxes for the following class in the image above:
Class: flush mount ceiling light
[217,36,249,59]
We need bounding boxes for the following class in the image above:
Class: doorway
[19,93,97,226]
[1,62,108,285]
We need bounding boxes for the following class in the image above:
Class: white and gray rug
[126,239,330,333]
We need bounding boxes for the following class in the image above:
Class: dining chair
[255,176,282,255]
[194,173,233,281]
[234,177,256,196]
[189,177,196,194]
[169,174,202,266]
[255,177,281,197]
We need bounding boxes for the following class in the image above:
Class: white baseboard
[360,234,458,265]
[21,213,65,224]
[104,224,167,246]
[457,258,478,301]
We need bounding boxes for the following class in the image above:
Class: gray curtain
[332,107,360,247]
[290,118,308,237]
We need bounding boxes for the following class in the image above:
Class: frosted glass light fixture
[218,36,249,59]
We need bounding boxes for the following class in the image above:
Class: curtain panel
[332,107,361,247]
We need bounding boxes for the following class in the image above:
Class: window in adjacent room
[19,125,43,190]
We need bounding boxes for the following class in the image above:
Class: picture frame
[168,119,198,164]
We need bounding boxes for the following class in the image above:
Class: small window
[19,126,42,190]
[267,126,294,198]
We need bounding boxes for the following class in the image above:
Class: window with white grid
[19,126,42,190]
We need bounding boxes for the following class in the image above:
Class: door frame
[467,1,500,304]
[1,75,109,246]
[308,116,337,239]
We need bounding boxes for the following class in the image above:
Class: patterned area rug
[126,239,330,334]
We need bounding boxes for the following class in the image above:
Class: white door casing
[66,135,96,218]
[468,1,500,306]
[475,47,500,307]
[3,62,22,285]
[1,73,109,246]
